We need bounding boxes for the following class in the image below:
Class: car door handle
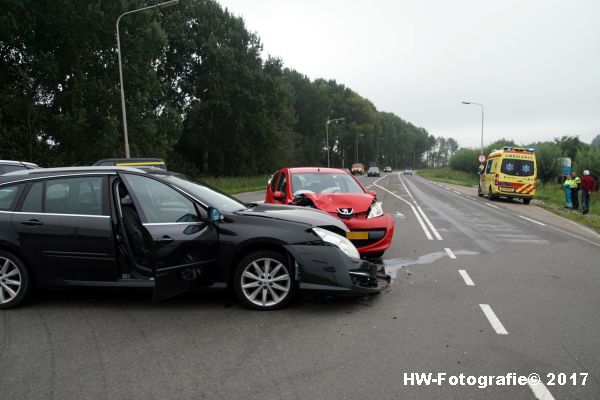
[156,235,174,243]
[21,219,43,226]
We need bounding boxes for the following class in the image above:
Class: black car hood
[236,204,348,231]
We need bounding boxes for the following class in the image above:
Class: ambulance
[478,146,537,204]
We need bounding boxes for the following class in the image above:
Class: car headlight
[367,201,383,219]
[312,227,360,259]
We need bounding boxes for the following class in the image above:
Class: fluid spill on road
[381,250,479,279]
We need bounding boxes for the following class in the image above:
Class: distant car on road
[383,166,392,173]
[351,163,365,175]
[403,167,413,175]
[367,166,381,177]
[265,167,395,258]
[0,160,39,175]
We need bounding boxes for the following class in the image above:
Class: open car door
[119,173,219,302]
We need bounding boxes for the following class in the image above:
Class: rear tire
[488,186,496,200]
[0,251,31,310]
[523,198,531,205]
[234,250,297,310]
[478,184,484,197]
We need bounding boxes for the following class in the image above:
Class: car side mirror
[273,191,285,201]
[208,207,222,222]
[369,190,377,198]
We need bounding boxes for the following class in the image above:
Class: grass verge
[200,175,270,195]
[418,168,600,233]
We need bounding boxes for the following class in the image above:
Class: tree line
[0,0,454,176]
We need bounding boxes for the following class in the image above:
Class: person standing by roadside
[563,175,573,208]
[580,170,596,215]
[569,171,581,210]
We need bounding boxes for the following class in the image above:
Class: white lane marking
[444,247,456,259]
[256,200,265,204]
[528,381,556,400]
[458,270,475,286]
[485,203,500,209]
[518,215,546,226]
[453,190,462,195]
[397,175,443,240]
[416,205,443,240]
[374,181,433,240]
[479,304,508,335]
[395,212,405,218]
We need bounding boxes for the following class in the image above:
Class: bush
[449,148,481,173]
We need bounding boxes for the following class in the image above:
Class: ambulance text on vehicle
[478,146,537,204]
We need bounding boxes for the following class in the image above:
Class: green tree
[535,142,562,184]
[449,148,480,173]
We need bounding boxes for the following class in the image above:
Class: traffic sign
[478,154,486,163]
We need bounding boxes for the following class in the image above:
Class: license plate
[501,187,515,192]
[346,231,369,240]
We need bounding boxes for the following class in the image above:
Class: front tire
[234,250,297,310]
[478,184,484,197]
[0,251,31,310]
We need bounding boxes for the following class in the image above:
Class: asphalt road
[2,172,599,400]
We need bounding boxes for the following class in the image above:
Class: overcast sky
[217,0,599,148]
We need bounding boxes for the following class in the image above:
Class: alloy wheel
[0,257,22,305]
[240,257,291,308]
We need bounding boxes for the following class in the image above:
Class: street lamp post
[117,0,179,158]
[461,101,484,156]
[376,137,384,166]
[325,117,345,167]
[355,133,364,163]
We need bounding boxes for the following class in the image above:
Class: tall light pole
[355,133,364,163]
[461,101,484,156]
[117,0,179,158]
[325,117,345,167]
[376,137,384,166]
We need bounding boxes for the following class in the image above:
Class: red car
[265,167,395,258]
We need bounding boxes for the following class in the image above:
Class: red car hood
[303,193,374,213]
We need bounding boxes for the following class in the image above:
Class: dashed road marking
[458,270,475,286]
[479,304,508,335]
[453,190,462,195]
[444,247,456,259]
[485,203,500,209]
[528,381,556,400]
[518,215,546,226]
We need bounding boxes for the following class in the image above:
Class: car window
[21,182,43,213]
[270,172,280,192]
[0,184,23,211]
[485,160,493,174]
[291,172,364,195]
[276,174,287,194]
[45,177,103,215]
[501,159,534,177]
[123,174,199,223]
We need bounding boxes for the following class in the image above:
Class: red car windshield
[290,172,365,196]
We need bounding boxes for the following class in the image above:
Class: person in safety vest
[563,175,573,208]
[569,171,581,210]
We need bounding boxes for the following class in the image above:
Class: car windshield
[290,172,365,195]
[162,174,248,212]
[501,159,534,177]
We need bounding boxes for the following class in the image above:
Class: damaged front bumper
[284,244,382,296]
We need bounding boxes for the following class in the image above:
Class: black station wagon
[0,167,380,310]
